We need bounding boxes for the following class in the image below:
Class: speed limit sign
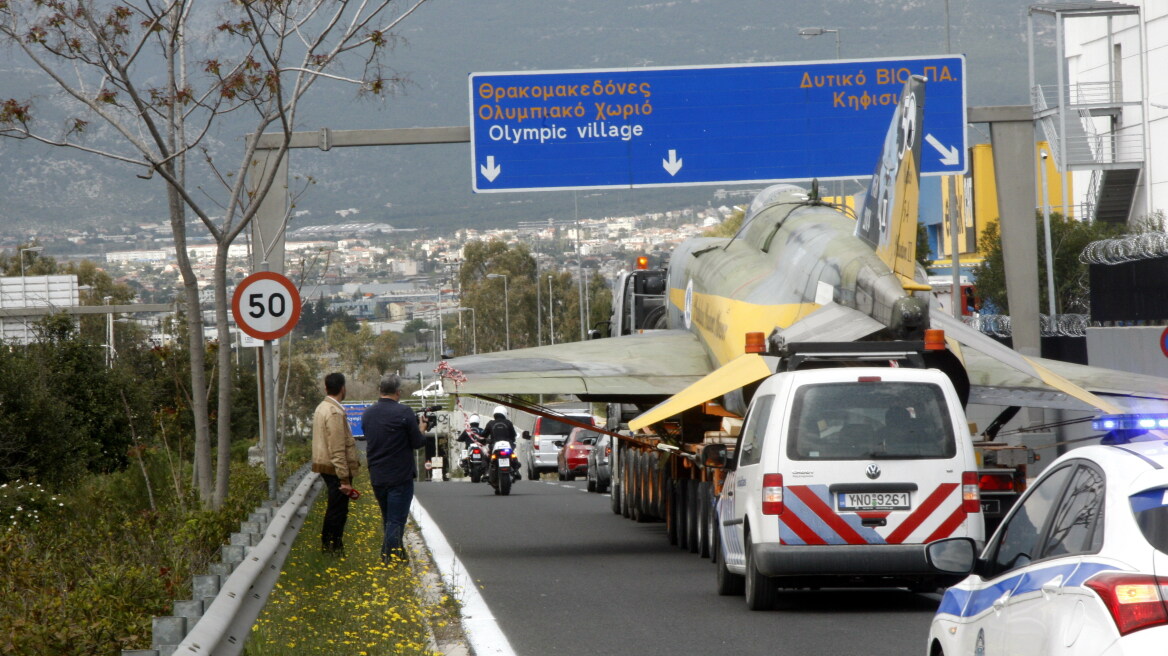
[232,271,302,341]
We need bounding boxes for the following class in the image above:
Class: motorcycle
[487,441,520,496]
[459,437,488,483]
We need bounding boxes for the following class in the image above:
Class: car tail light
[533,442,540,451]
[978,472,1016,492]
[762,474,784,515]
[1085,572,1168,636]
[962,472,981,513]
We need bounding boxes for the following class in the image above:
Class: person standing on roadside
[362,373,427,563]
[311,372,360,554]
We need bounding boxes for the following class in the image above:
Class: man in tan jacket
[312,372,360,553]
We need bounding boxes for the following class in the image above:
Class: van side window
[737,395,775,467]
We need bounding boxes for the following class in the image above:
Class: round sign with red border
[1161,326,1168,359]
[232,272,302,341]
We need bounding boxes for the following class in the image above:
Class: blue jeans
[373,480,413,560]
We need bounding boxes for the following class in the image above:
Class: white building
[1033,1,1165,223]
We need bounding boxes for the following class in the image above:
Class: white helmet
[469,414,481,426]
[492,405,508,418]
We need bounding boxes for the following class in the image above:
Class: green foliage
[973,212,1125,314]
[916,221,932,269]
[0,454,274,655]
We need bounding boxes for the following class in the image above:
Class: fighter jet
[443,75,1168,427]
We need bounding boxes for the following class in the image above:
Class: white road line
[411,498,517,656]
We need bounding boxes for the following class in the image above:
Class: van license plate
[838,492,910,511]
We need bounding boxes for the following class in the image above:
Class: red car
[557,427,599,481]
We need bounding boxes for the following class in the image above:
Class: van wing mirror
[701,444,733,470]
[521,430,532,440]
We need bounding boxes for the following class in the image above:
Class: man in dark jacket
[361,373,427,563]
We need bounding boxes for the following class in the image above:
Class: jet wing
[440,330,712,399]
[933,312,1168,413]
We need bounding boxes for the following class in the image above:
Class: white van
[716,366,985,609]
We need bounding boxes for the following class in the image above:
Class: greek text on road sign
[232,271,302,341]
[470,55,966,192]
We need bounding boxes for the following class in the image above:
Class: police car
[926,415,1168,655]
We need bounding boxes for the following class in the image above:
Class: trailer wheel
[677,479,691,550]
[610,476,622,514]
[620,453,632,518]
[666,479,680,545]
[655,460,668,519]
[687,478,700,554]
[709,499,721,565]
[744,532,778,611]
[635,452,652,523]
[697,481,713,559]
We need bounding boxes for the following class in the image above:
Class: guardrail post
[152,615,185,654]
[193,575,221,608]
[123,465,316,656]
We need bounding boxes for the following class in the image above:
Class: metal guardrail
[122,466,321,656]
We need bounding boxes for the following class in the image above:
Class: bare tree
[0,0,428,507]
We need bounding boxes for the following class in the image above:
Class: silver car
[586,433,612,493]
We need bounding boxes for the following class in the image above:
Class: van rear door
[778,373,978,546]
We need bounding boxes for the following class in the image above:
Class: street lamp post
[457,307,477,354]
[798,28,842,200]
[19,246,43,307]
[547,274,555,345]
[797,27,840,59]
[486,273,510,350]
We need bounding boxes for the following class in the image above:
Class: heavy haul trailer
[602,333,1037,564]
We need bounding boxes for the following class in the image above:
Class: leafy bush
[0,453,276,655]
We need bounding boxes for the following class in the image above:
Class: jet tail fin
[854,75,926,283]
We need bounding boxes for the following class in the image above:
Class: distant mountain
[0,0,1055,233]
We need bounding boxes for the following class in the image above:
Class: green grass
[244,467,445,656]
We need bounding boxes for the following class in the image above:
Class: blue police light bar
[1092,414,1168,432]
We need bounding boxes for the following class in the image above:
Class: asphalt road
[414,476,941,656]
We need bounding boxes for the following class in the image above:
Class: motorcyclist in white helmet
[483,405,521,481]
[457,414,485,446]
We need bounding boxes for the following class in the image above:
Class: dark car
[557,427,599,481]
[586,433,612,493]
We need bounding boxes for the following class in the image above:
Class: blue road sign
[469,55,966,192]
[344,402,372,438]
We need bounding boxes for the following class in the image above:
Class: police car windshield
[787,381,956,460]
[1130,487,1168,553]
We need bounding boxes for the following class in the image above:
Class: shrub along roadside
[0,450,294,655]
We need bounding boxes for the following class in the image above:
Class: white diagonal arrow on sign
[480,155,502,182]
[925,134,960,167]
[662,149,683,176]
